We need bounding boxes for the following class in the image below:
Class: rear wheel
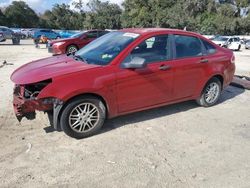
[196,78,222,107]
[60,96,106,139]
[66,45,78,54]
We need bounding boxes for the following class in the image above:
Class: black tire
[56,36,61,39]
[196,77,222,107]
[237,45,241,51]
[66,45,78,54]
[60,96,106,139]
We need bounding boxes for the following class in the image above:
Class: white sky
[0,0,124,13]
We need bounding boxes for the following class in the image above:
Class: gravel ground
[0,39,250,188]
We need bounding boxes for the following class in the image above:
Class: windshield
[75,31,140,65]
[70,31,86,38]
[213,36,228,42]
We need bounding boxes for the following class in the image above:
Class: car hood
[50,37,76,44]
[11,55,97,84]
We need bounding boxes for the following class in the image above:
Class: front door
[116,35,174,113]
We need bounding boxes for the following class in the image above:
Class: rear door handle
[159,65,171,70]
[200,59,209,63]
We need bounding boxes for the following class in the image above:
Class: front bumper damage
[13,84,62,124]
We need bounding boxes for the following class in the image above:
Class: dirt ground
[0,39,250,188]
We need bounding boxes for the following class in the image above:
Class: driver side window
[123,35,170,64]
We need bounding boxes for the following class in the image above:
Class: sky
[0,0,124,13]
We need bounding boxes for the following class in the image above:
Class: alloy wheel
[204,82,220,104]
[68,103,100,133]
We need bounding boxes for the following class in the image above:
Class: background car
[32,29,61,40]
[11,28,235,139]
[20,28,34,38]
[245,40,250,49]
[48,30,109,55]
[10,28,27,39]
[0,26,20,44]
[58,30,80,38]
[212,36,241,51]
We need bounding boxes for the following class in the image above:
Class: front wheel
[66,45,78,54]
[196,78,222,107]
[60,96,106,139]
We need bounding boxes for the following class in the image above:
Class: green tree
[4,1,39,27]
[84,0,122,29]
[41,4,85,29]
[0,9,7,26]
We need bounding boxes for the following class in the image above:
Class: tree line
[0,0,250,35]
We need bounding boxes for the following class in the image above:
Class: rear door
[171,34,207,100]
[116,34,174,113]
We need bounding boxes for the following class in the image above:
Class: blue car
[58,30,80,38]
[33,29,61,40]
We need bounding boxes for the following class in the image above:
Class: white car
[212,36,241,51]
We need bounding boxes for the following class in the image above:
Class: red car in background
[11,28,235,139]
[48,30,109,55]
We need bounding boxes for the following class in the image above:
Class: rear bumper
[13,85,53,121]
[224,63,236,88]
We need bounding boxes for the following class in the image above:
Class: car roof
[120,28,199,36]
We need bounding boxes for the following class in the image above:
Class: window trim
[201,39,217,55]
[120,34,173,67]
[172,34,206,60]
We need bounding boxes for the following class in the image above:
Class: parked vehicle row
[11,28,235,139]
[0,26,21,44]
[48,30,109,55]
[212,36,241,51]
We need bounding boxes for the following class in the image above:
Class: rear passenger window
[174,35,203,58]
[202,40,216,54]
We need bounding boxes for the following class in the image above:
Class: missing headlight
[24,79,52,99]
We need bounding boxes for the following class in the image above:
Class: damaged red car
[11,28,235,139]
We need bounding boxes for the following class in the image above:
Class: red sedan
[11,28,235,138]
[48,30,109,55]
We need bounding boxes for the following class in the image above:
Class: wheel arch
[197,74,224,98]
[53,92,109,130]
[212,74,224,87]
[66,43,79,51]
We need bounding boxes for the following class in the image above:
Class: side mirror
[122,57,147,69]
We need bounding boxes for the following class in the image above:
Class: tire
[237,45,241,51]
[66,45,78,54]
[196,77,222,107]
[60,96,106,139]
[56,36,61,39]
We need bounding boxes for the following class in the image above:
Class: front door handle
[159,65,171,70]
[200,59,209,63]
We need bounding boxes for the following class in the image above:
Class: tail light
[231,54,235,64]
